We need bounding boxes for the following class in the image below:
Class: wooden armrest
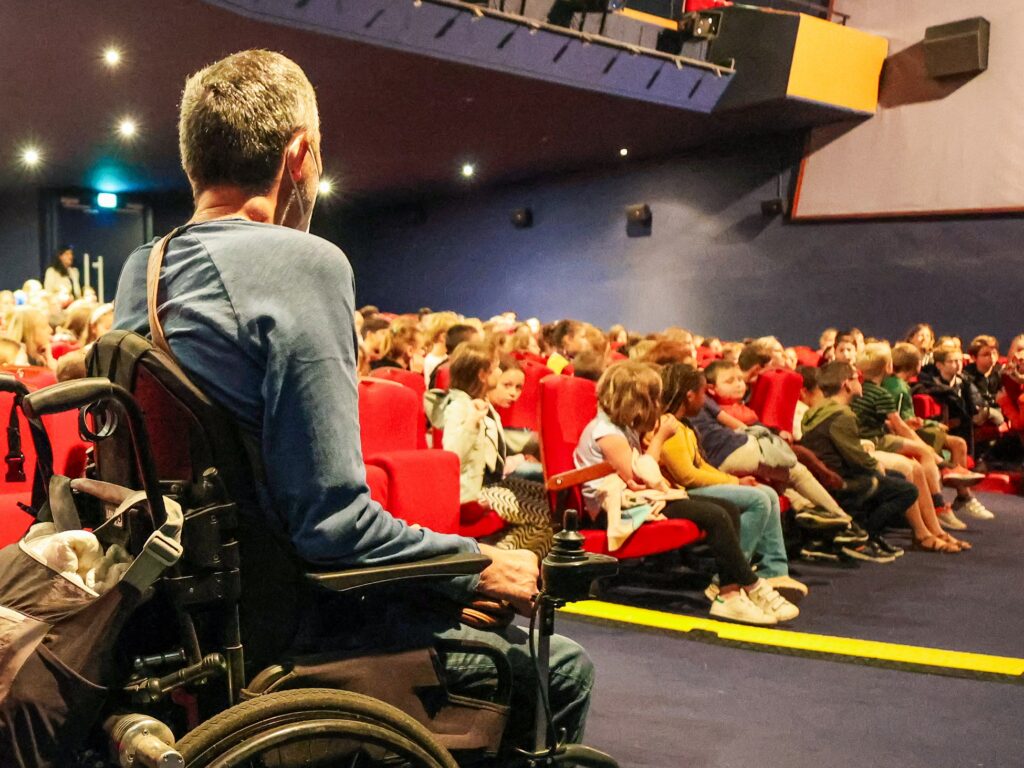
[545,461,615,492]
[305,552,490,593]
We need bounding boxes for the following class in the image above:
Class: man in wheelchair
[97,49,594,765]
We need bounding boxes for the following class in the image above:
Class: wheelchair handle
[21,377,115,418]
[0,374,31,397]
[23,378,169,530]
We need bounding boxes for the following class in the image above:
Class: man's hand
[738,476,760,487]
[477,544,540,616]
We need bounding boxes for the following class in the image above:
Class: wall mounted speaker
[511,207,533,228]
[923,17,989,78]
[626,203,652,237]
[626,203,652,225]
[760,198,785,217]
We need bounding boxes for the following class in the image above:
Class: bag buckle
[4,453,25,483]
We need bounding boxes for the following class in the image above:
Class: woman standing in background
[43,245,81,300]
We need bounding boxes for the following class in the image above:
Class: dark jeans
[836,471,918,536]
[660,497,757,587]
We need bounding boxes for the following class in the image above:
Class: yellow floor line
[560,600,1024,677]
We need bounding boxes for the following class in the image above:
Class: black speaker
[511,207,533,229]
[760,198,784,217]
[923,17,989,78]
[626,203,652,225]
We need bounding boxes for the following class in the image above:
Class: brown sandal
[941,532,971,551]
[912,534,955,553]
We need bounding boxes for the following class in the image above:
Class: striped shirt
[851,380,898,439]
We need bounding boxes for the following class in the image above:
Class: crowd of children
[350,308,1021,626]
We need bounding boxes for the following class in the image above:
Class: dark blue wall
[342,144,1024,347]
[0,190,42,288]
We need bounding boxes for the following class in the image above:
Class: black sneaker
[870,535,904,558]
[841,540,897,563]
[834,522,870,545]
[794,508,851,529]
[800,540,840,562]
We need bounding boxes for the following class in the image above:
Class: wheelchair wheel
[176,688,458,768]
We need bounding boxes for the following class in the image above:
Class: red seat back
[696,347,719,369]
[370,367,426,398]
[358,378,420,458]
[369,368,427,447]
[433,364,451,392]
[1,366,89,546]
[793,346,821,368]
[747,368,802,434]
[493,361,549,432]
[538,376,598,483]
[913,394,944,420]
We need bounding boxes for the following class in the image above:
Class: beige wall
[793,0,1024,218]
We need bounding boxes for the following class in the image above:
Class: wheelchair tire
[175,688,458,768]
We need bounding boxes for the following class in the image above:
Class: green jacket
[881,375,915,421]
[801,399,878,478]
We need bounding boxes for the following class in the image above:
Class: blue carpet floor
[595,492,1024,657]
[564,615,1024,768]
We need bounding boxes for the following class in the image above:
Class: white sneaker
[747,580,800,622]
[709,590,777,626]
[937,507,968,530]
[958,497,994,520]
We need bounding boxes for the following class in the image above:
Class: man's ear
[284,132,311,182]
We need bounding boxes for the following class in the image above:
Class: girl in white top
[441,340,553,558]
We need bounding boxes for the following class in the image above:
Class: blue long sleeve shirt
[114,219,479,592]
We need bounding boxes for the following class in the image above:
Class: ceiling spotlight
[619,147,629,157]
[103,47,122,67]
[117,118,137,138]
[20,146,42,167]
[460,163,476,179]
[318,178,334,195]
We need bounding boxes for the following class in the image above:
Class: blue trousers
[689,484,789,579]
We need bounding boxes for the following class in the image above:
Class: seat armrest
[305,552,490,593]
[545,461,614,492]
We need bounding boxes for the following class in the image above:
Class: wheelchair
[1,332,619,768]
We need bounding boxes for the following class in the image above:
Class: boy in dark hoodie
[801,362,919,563]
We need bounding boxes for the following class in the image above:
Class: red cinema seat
[793,346,821,368]
[913,394,944,420]
[433,365,451,392]
[493,361,548,432]
[1,367,90,545]
[364,463,389,508]
[748,368,803,434]
[359,378,500,537]
[696,347,719,369]
[537,376,702,559]
[359,378,421,459]
[369,367,427,447]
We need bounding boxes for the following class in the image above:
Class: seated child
[573,362,796,625]
[856,344,991,528]
[696,360,853,529]
[801,362,920,562]
[441,341,552,558]
[657,364,808,608]
[488,356,542,479]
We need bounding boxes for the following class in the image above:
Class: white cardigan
[441,389,507,504]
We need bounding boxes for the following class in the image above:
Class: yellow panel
[560,600,1024,677]
[615,8,679,31]
[786,15,889,114]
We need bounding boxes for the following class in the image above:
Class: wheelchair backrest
[86,331,303,669]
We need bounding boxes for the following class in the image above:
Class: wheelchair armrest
[305,552,490,593]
